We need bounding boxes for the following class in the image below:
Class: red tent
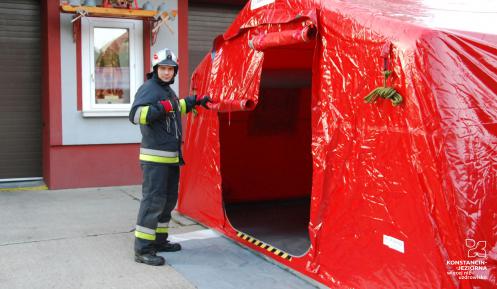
[178,0,497,288]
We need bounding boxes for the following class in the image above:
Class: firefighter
[129,48,210,266]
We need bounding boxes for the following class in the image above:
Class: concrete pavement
[0,185,201,289]
[0,185,324,289]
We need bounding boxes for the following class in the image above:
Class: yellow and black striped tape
[236,231,292,261]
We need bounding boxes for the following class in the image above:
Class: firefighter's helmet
[152,48,178,69]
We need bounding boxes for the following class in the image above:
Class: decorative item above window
[101,0,138,9]
[60,1,177,44]
[61,3,158,19]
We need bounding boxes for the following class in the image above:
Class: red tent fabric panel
[179,1,497,288]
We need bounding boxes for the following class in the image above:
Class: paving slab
[0,232,196,289]
[0,187,137,245]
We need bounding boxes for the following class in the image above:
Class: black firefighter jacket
[129,75,194,165]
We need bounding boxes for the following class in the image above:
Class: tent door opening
[220,43,314,256]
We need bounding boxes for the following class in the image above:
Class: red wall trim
[178,0,189,98]
[143,20,151,79]
[46,0,62,146]
[49,144,142,189]
[42,0,63,188]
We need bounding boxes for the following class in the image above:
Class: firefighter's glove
[196,95,212,109]
[184,95,197,109]
[159,100,173,113]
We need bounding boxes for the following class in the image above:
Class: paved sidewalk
[0,186,200,289]
[0,185,323,289]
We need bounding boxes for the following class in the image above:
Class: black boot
[154,241,182,252]
[134,252,166,266]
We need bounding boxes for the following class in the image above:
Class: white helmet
[152,48,178,69]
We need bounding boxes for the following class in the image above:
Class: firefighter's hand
[196,95,212,109]
[185,95,197,108]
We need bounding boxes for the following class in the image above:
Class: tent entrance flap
[219,45,314,256]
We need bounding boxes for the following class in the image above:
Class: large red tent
[177,0,497,288]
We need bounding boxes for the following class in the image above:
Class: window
[81,17,143,117]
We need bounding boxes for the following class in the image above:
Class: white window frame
[81,17,143,117]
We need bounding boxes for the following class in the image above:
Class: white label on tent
[251,0,275,10]
[383,235,405,253]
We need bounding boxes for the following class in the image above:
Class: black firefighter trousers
[134,163,179,254]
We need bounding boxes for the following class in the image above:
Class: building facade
[0,0,242,189]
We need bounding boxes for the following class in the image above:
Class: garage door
[0,0,42,179]
[188,3,242,78]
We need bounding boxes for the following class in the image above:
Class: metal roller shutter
[0,0,42,179]
[188,3,242,78]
